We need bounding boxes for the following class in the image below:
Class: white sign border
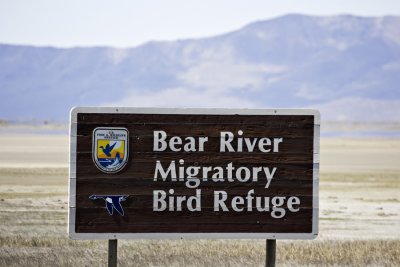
[69,107,320,240]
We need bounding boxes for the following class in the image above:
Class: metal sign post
[108,239,117,267]
[266,239,276,267]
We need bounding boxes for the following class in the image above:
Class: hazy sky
[1,0,399,48]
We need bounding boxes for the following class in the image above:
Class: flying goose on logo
[89,195,128,216]
[99,142,117,157]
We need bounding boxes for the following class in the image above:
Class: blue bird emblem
[99,142,117,157]
[89,195,128,216]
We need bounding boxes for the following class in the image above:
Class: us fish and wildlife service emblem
[93,127,129,173]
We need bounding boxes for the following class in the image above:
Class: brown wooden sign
[69,108,319,239]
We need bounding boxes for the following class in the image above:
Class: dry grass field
[0,132,399,266]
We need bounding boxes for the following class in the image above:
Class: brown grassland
[0,133,399,266]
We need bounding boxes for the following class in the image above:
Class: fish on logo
[93,127,129,173]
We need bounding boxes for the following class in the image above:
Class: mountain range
[1,14,400,122]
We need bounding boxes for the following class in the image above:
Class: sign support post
[108,239,117,267]
[266,239,276,267]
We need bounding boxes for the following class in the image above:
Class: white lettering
[231,196,245,212]
[220,132,235,152]
[287,196,300,212]
[219,131,283,153]
[214,191,229,211]
[236,167,251,182]
[273,138,283,152]
[170,136,182,151]
[153,131,167,151]
[258,138,271,152]
[153,190,167,211]
[154,161,176,181]
[264,167,277,188]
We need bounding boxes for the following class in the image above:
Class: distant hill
[1,14,400,122]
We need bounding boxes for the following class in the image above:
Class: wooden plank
[74,207,314,233]
[76,113,315,125]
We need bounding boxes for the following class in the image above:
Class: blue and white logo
[89,195,129,216]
